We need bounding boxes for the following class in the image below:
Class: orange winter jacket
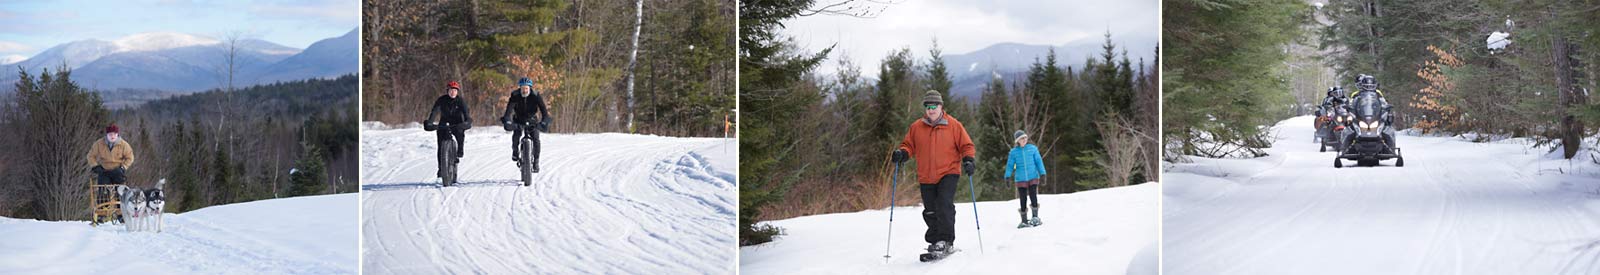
[898,114,976,184]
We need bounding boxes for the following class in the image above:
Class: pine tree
[213,147,237,204]
[1,66,108,220]
[1164,0,1306,158]
[926,39,953,100]
[976,75,1014,201]
[738,0,832,246]
[289,142,327,197]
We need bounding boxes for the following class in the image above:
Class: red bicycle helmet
[448,81,461,89]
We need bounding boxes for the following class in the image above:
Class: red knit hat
[105,124,119,134]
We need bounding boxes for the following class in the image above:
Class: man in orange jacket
[891,90,976,255]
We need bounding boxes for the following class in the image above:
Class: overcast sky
[783,0,1158,78]
[0,0,357,58]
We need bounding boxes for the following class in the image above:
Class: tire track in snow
[360,128,735,274]
[1163,116,1600,274]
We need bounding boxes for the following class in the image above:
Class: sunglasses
[924,104,940,110]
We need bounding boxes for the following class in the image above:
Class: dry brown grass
[756,152,923,221]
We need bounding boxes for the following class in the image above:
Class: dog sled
[89,179,165,232]
[90,180,121,225]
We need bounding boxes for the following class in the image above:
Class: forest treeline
[0,68,358,220]
[362,0,735,137]
[1165,0,1600,159]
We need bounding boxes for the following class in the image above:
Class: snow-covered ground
[0,194,358,274]
[1164,116,1600,274]
[740,182,1159,275]
[359,124,737,274]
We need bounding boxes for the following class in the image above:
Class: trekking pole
[883,162,901,263]
[968,174,984,254]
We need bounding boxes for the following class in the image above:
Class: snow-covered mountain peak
[111,32,219,53]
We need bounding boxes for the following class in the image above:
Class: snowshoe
[1030,217,1043,226]
[918,243,959,262]
[1018,221,1033,228]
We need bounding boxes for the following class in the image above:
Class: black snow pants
[920,174,958,245]
[437,125,465,159]
[511,125,540,162]
[96,167,126,185]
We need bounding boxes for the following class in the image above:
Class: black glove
[961,157,975,175]
[423,122,437,131]
[114,167,125,174]
[91,166,104,174]
[891,149,909,164]
[539,121,550,132]
[457,122,472,131]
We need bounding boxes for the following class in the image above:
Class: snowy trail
[359,125,737,274]
[1164,116,1600,274]
[739,182,1159,275]
[0,194,358,274]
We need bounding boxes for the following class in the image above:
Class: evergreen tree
[976,76,1014,201]
[925,39,953,100]
[1164,0,1307,158]
[738,0,832,246]
[213,147,237,204]
[289,142,327,197]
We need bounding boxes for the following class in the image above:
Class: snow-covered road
[1164,116,1600,274]
[359,124,737,274]
[0,194,358,274]
[740,182,1159,275]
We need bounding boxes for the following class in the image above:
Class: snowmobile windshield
[1352,92,1383,120]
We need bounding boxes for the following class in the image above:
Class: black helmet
[1356,74,1378,91]
[1327,86,1340,97]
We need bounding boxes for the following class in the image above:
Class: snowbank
[360,127,738,274]
[740,182,1159,274]
[1164,116,1600,274]
[0,194,358,274]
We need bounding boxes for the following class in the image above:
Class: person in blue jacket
[1003,130,1046,228]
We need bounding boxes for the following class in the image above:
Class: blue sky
[0,0,357,57]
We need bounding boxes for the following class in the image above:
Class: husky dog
[144,180,165,232]
[116,185,145,232]
[115,180,166,232]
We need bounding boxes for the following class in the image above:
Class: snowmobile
[1335,92,1404,168]
[425,122,460,187]
[1315,103,1353,152]
[504,117,550,187]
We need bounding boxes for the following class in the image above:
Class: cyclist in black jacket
[425,81,472,162]
[501,77,550,171]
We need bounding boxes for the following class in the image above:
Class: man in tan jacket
[87,124,135,185]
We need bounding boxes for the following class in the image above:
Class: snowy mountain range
[1,29,357,92]
[943,37,1158,99]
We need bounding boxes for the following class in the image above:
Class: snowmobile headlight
[1359,121,1378,132]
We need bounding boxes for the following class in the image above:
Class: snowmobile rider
[1315,86,1346,118]
[1349,74,1389,105]
[1323,86,1346,109]
[1003,130,1046,228]
[890,90,977,254]
[87,124,135,185]
[1348,74,1393,123]
[500,77,551,171]
[424,81,472,163]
